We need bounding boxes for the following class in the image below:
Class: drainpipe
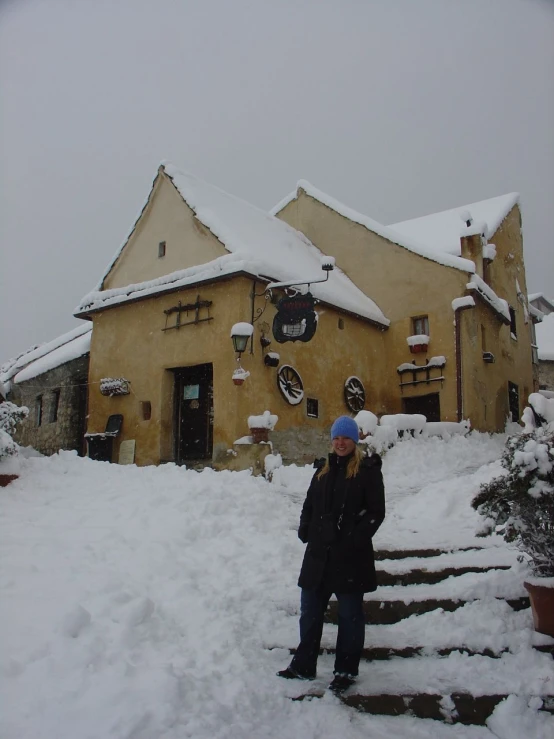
[453,303,474,422]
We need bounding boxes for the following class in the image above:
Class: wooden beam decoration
[397,356,447,391]
[163,295,213,331]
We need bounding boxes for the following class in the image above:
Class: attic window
[158,241,166,258]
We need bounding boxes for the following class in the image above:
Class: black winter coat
[297,452,385,593]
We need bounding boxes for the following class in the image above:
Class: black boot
[277,665,316,680]
[328,673,355,694]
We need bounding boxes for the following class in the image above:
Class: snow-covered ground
[1,432,553,739]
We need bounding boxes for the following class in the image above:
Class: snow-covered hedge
[354,411,470,453]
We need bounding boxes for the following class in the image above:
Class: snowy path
[1,434,553,739]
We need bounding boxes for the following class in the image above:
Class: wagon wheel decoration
[277,365,304,406]
[344,376,366,412]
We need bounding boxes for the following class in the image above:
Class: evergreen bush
[472,427,554,578]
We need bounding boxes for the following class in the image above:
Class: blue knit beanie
[330,416,359,443]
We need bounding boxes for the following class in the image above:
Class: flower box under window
[407,334,429,354]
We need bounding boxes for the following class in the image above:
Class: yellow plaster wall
[458,205,535,430]
[277,192,469,421]
[277,193,535,429]
[87,276,387,466]
[103,173,227,290]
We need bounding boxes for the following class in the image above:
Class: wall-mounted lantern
[230,322,254,385]
[231,322,254,357]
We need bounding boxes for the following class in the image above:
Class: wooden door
[402,392,441,422]
[174,364,213,462]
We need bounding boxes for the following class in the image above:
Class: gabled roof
[271,180,476,273]
[76,164,389,328]
[0,323,92,390]
[390,193,520,257]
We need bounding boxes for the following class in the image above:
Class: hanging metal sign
[272,292,317,343]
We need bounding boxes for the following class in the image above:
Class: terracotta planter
[232,377,245,386]
[250,427,269,444]
[0,474,19,487]
[524,580,554,637]
[410,344,427,354]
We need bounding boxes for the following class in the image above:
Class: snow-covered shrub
[472,426,554,578]
[354,410,378,437]
[0,401,28,465]
[0,401,28,437]
[0,428,18,463]
[248,411,278,430]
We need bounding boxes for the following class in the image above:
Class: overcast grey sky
[1,0,553,362]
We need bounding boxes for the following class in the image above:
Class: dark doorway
[402,393,441,422]
[508,382,520,422]
[174,363,214,463]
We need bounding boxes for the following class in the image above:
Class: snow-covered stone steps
[325,595,529,625]
[290,651,554,724]
[341,692,554,725]
[374,546,483,560]
[376,564,511,587]
[312,644,529,659]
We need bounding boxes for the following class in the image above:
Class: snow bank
[1,432,552,739]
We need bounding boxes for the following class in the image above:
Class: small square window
[412,316,429,336]
[158,241,166,258]
[307,398,319,418]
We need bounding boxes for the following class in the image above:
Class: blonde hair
[317,445,364,480]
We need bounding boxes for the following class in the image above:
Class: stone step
[374,547,482,561]
[292,691,554,725]
[289,642,554,660]
[325,596,530,625]
[376,564,511,587]
[341,692,554,725]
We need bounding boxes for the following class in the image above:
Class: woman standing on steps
[277,415,386,694]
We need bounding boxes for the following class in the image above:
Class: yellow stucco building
[75,163,537,467]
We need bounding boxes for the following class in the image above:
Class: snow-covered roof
[529,293,554,315]
[390,193,520,258]
[0,324,92,389]
[536,311,554,361]
[270,180,476,273]
[76,164,389,328]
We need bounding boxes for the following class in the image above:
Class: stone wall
[539,359,554,391]
[10,356,89,456]
[271,424,331,466]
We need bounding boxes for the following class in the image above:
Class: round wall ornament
[344,376,365,412]
[277,365,304,405]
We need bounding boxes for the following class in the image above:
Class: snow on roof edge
[269,189,296,216]
[1,323,92,384]
[275,180,475,273]
[14,331,92,384]
[75,256,389,328]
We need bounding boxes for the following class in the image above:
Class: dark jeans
[290,587,365,677]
